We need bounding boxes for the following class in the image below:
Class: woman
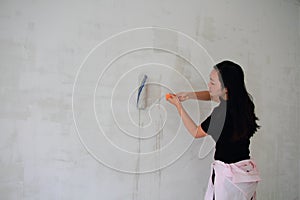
[167,60,261,200]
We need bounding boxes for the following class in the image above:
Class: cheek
[212,84,219,90]
[211,85,222,95]
[210,86,217,93]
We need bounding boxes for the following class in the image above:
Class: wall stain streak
[133,110,142,200]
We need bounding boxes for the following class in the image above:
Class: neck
[221,94,228,101]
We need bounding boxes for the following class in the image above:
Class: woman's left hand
[166,94,182,109]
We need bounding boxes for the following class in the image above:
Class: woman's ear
[222,87,228,100]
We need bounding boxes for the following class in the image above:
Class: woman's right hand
[176,92,191,102]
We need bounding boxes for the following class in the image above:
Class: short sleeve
[200,109,226,141]
[201,115,211,133]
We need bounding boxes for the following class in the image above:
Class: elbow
[193,131,202,139]
[194,133,205,139]
[194,135,201,139]
[194,126,207,138]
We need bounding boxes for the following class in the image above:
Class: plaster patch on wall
[0,164,23,183]
[153,28,178,53]
[0,181,23,200]
[201,17,216,42]
[299,5,300,37]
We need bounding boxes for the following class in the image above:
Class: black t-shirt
[201,99,250,164]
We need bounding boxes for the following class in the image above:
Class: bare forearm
[183,91,211,101]
[194,91,211,101]
[176,105,198,137]
[167,95,207,138]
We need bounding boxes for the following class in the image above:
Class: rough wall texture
[0,0,299,199]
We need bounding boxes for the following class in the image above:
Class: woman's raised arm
[176,91,212,101]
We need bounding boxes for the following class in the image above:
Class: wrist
[176,103,183,111]
[186,92,191,100]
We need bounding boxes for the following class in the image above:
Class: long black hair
[214,60,260,140]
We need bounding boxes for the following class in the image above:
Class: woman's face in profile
[208,69,226,99]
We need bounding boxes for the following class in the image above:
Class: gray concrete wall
[0,0,299,199]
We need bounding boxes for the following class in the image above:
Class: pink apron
[205,159,261,200]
